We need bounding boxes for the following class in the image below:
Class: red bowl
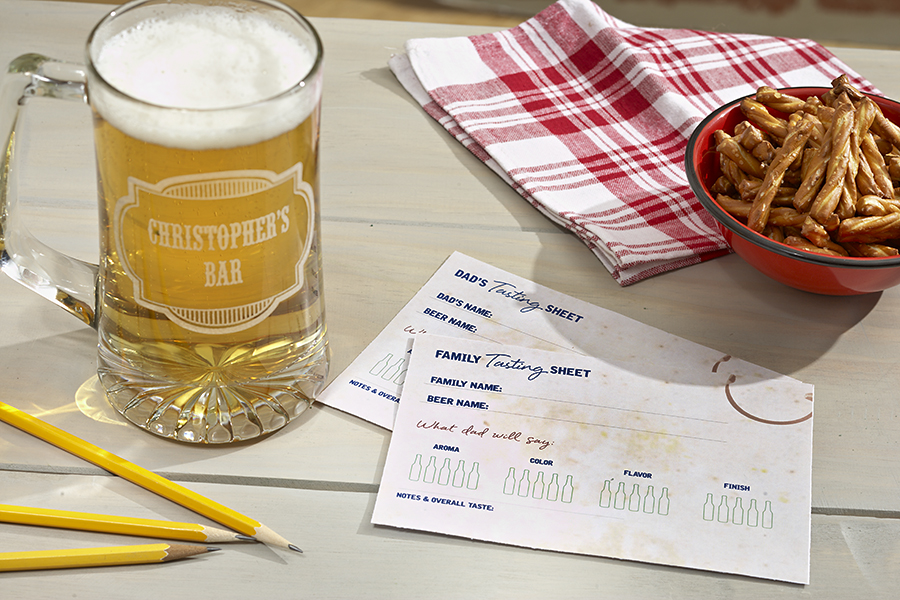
[685,86,900,295]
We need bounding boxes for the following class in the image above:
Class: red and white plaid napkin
[389,0,878,285]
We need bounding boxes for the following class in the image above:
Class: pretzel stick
[861,134,894,198]
[711,176,736,196]
[807,116,827,147]
[856,150,881,197]
[838,128,860,220]
[844,98,883,201]
[858,195,900,216]
[837,212,900,243]
[716,137,766,179]
[738,123,767,149]
[867,96,900,149]
[716,194,752,219]
[764,225,786,242]
[874,136,894,155]
[741,97,789,141]
[783,235,844,256]
[810,94,854,225]
[813,104,835,130]
[836,98,876,215]
[888,155,900,181]
[788,114,807,171]
[755,86,806,113]
[738,179,796,204]
[842,242,899,257]
[768,207,807,227]
[829,74,866,103]
[801,215,833,247]
[751,140,776,163]
[747,116,814,232]
[793,132,832,212]
[855,94,877,134]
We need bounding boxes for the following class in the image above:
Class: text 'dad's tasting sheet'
[372,334,814,584]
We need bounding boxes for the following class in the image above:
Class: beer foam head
[89,4,320,149]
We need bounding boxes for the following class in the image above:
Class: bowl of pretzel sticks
[686,75,900,295]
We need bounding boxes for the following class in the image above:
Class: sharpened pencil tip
[207,546,223,552]
[253,524,301,552]
[235,534,257,542]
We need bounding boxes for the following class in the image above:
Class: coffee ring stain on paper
[723,375,813,426]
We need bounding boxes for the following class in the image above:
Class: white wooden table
[1,1,899,596]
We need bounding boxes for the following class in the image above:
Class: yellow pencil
[0,401,300,552]
[0,543,218,572]
[0,504,255,544]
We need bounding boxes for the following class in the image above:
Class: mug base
[97,329,329,444]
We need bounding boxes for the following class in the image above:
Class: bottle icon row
[409,455,479,489]
[503,467,573,503]
[599,481,670,515]
[370,352,407,384]
[702,494,773,529]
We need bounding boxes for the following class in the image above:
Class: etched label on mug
[113,164,314,334]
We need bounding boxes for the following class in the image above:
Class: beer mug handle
[0,54,98,328]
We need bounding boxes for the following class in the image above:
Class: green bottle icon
[547,473,560,501]
[628,484,641,512]
[467,462,480,490]
[747,499,759,527]
[732,497,744,525]
[561,475,574,503]
[423,456,437,484]
[614,482,627,510]
[517,469,532,497]
[643,485,655,514]
[503,467,516,495]
[657,487,670,516]
[702,493,715,521]
[532,471,546,499]
[599,479,612,508]
[762,501,774,529]
[408,454,422,481]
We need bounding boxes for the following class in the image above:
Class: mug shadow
[0,326,337,473]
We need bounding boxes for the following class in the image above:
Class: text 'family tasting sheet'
[320,253,814,582]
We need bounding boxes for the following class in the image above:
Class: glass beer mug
[0,0,329,444]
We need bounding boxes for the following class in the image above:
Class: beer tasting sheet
[371,334,813,583]
[320,253,814,582]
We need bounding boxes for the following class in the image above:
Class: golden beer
[87,0,328,443]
